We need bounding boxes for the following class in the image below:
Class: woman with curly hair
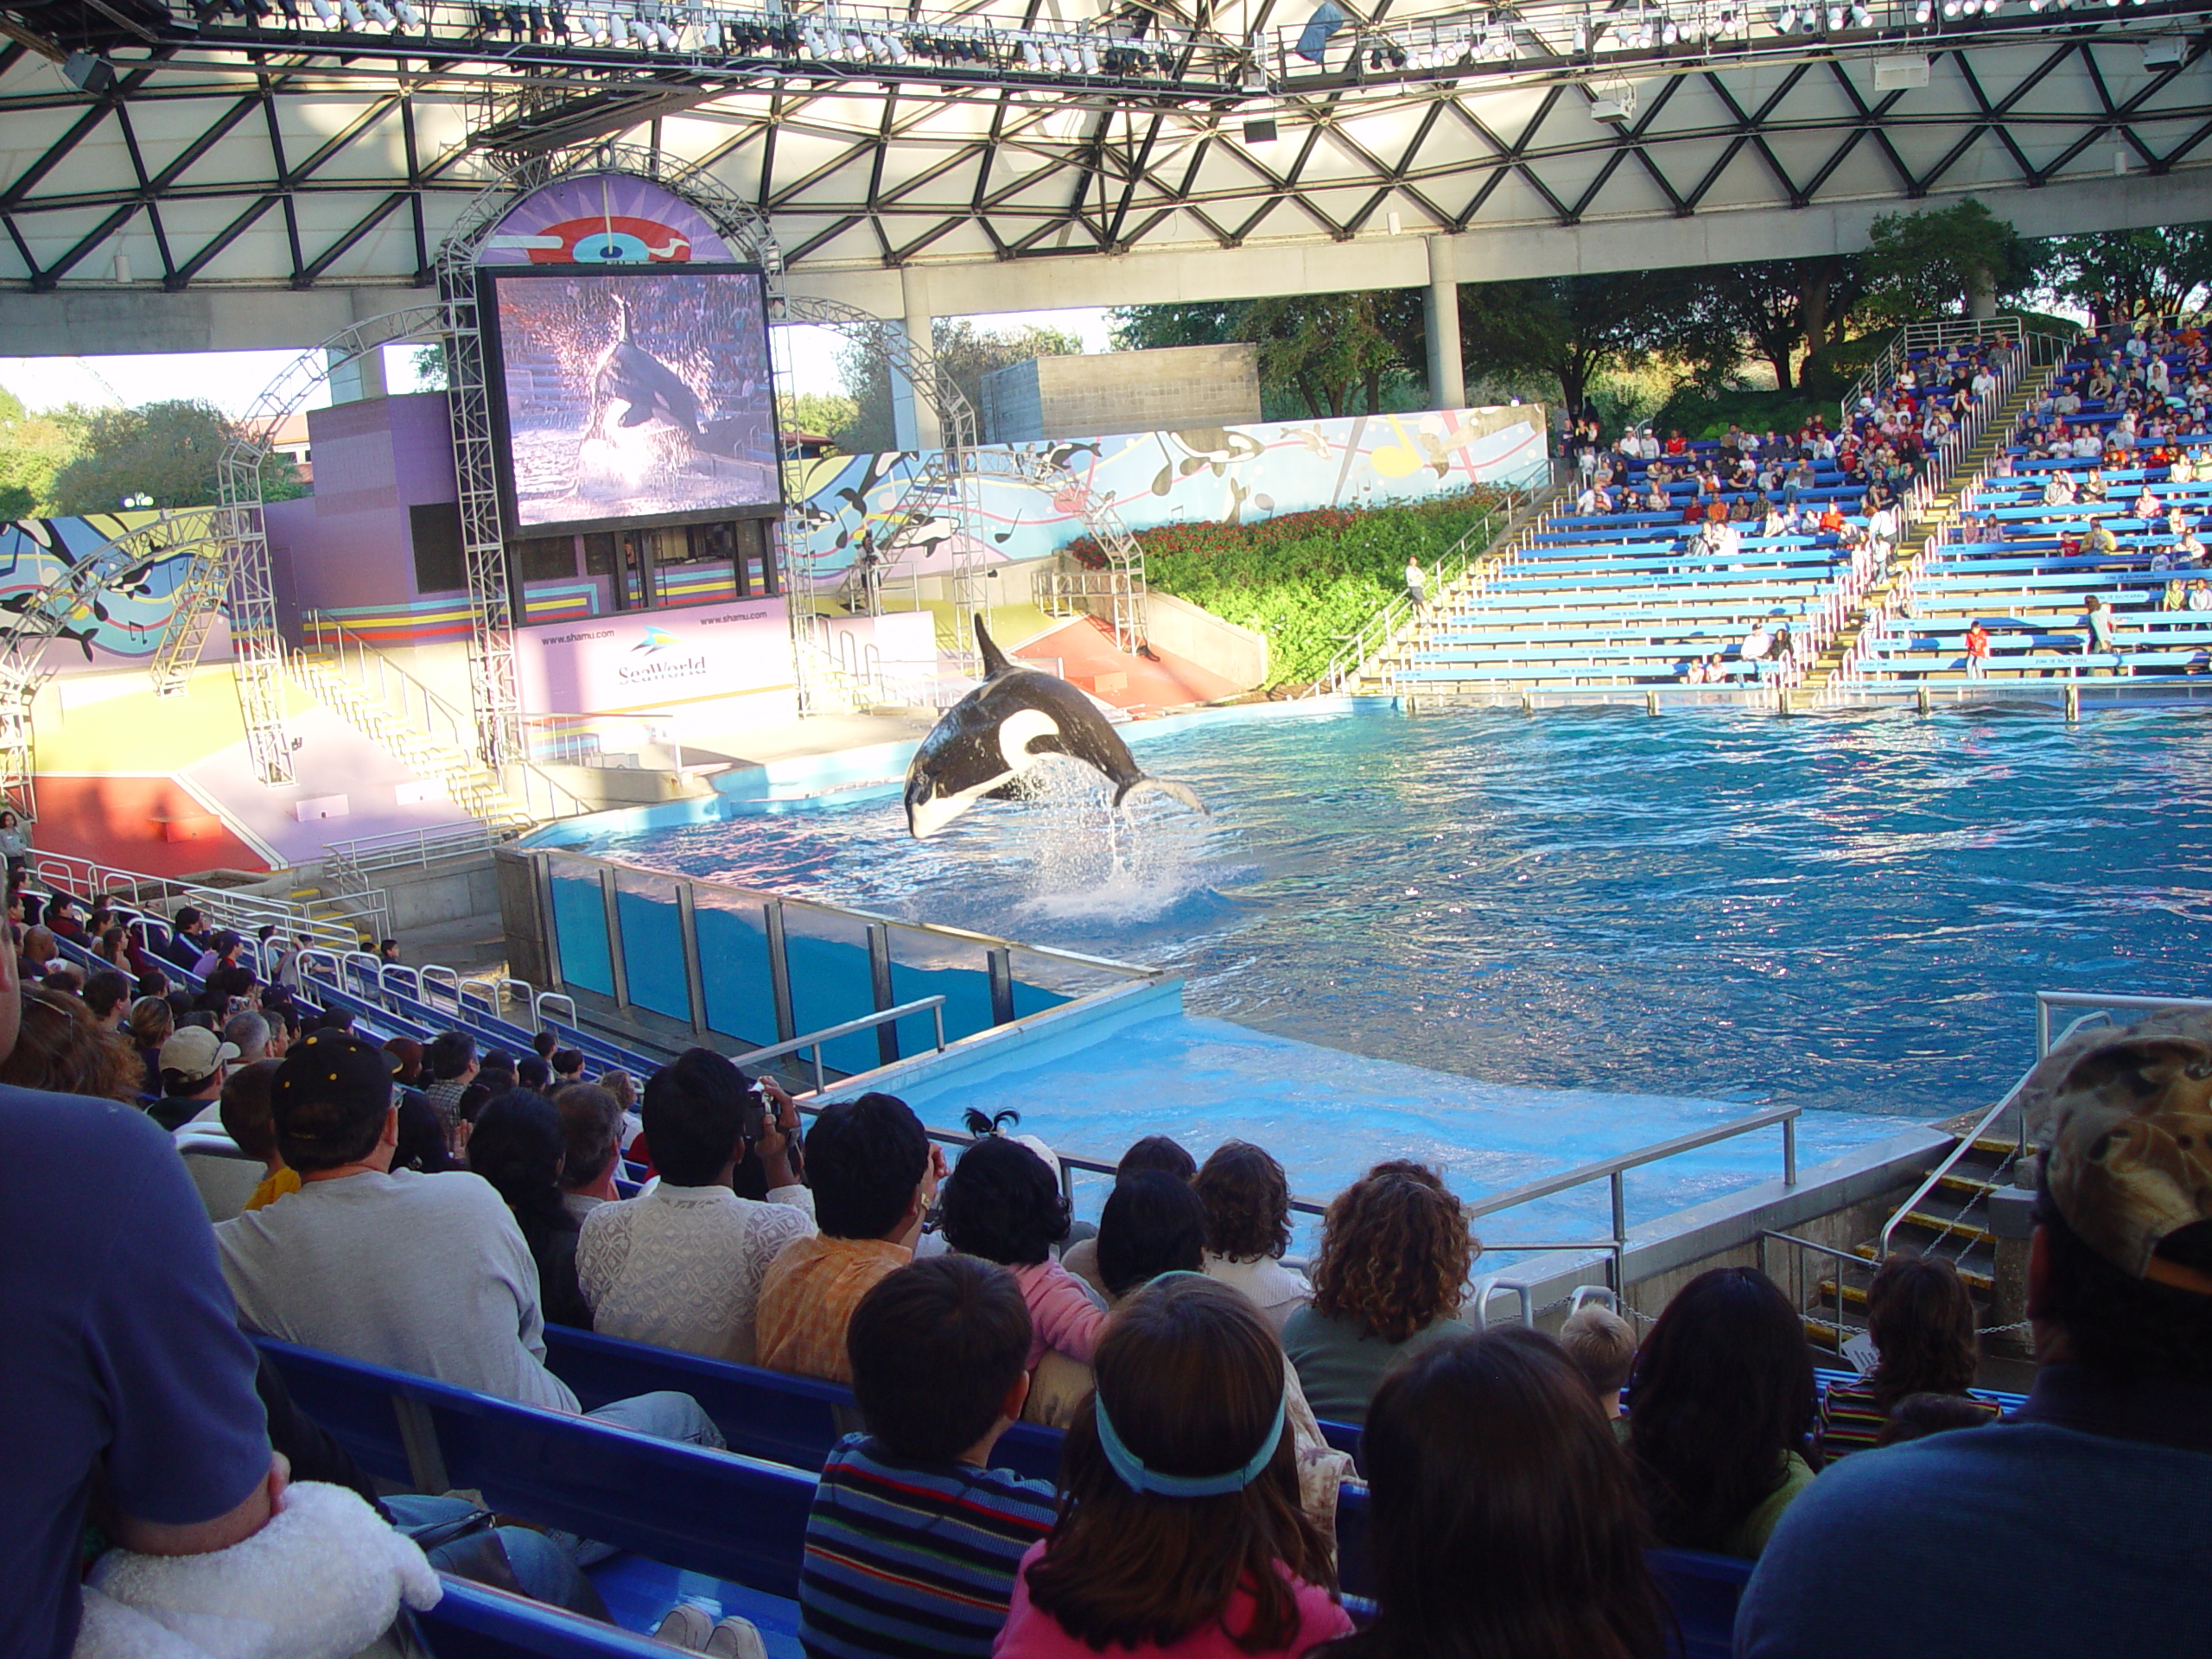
[3,985,147,1103]
[998,1274,1351,1658]
[1815,1253,1995,1458]
[1281,1161,1477,1426]
[1627,1266,1817,1559]
[1195,1141,1311,1335]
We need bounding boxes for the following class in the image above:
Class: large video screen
[484,264,779,533]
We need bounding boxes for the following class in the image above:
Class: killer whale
[903,619,1208,839]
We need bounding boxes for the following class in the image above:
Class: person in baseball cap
[151,1025,241,1130]
[1736,1031,2212,1659]
[268,1029,402,1175]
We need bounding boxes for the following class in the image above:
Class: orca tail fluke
[1115,775,1210,817]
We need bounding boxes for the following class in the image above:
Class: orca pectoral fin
[1114,775,1209,817]
[618,403,656,428]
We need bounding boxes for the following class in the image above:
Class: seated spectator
[470,1090,590,1330]
[551,1046,585,1084]
[1065,1135,1195,1295]
[1739,1033,2212,1658]
[1282,1162,1475,1426]
[44,893,85,942]
[939,1132,1107,1370]
[125,993,173,1096]
[1559,1300,1639,1434]
[1817,1254,1996,1459]
[219,1058,296,1211]
[1316,1328,1667,1659]
[81,967,130,1031]
[2,985,143,1103]
[1194,1141,1312,1334]
[41,963,82,997]
[798,1256,1056,1658]
[149,1026,239,1130]
[1628,1266,1816,1559]
[216,1031,721,1446]
[161,906,211,971]
[1096,1170,1207,1305]
[192,928,244,979]
[997,1275,1351,1659]
[759,1092,941,1383]
[466,1046,516,1121]
[577,1049,814,1364]
[18,923,56,981]
[553,1081,626,1221]
[516,1053,552,1095]
[223,1008,271,1066]
[422,1030,478,1152]
[3,1038,291,1659]
[1874,1390,2000,1448]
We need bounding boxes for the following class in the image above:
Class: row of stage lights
[180,0,1193,77]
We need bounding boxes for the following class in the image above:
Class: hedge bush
[1067,490,1505,686]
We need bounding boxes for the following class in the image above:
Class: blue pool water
[581,701,2212,1123]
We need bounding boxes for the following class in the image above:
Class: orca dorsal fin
[975,616,1014,677]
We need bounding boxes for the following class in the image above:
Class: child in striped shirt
[798,1256,1056,1659]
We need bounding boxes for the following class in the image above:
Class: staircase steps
[291,656,534,834]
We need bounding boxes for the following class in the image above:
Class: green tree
[836,319,1083,452]
[48,400,303,515]
[1111,289,1424,417]
[0,385,82,518]
[1859,199,2037,324]
[1459,271,1706,415]
[2040,223,2212,322]
[776,391,861,442]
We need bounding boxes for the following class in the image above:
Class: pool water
[582,702,2212,1125]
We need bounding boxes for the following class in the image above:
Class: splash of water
[1001,756,1217,925]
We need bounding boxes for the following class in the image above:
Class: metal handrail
[753,996,950,1096]
[1463,1105,1799,1222]
[1873,990,2212,1262]
[1757,1229,1877,1355]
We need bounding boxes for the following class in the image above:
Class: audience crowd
[3,867,2208,1659]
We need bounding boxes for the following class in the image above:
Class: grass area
[1070,491,1509,686]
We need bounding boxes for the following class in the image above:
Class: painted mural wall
[0,512,232,673]
[785,404,1549,580]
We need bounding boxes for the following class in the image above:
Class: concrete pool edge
[520,694,1392,847]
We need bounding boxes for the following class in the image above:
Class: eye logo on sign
[492,216,694,264]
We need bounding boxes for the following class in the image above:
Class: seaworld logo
[619,625,707,684]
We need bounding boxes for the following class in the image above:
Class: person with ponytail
[995,1274,1350,1658]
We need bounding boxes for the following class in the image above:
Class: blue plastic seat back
[254,1337,813,1597]
[1647,1547,1753,1659]
[413,1576,674,1659]
[539,1325,1067,1484]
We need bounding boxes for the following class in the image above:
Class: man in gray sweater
[217,1031,719,1446]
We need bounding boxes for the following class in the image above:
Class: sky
[0,306,1118,418]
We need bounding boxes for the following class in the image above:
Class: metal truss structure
[1,0,2209,301]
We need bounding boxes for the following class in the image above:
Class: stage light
[1850,3,1871,22]
[308,0,334,20]
[1913,0,1931,21]
[393,0,418,22]
[340,0,364,26]
[1773,3,1795,26]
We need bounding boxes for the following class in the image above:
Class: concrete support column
[326,288,391,403]
[891,265,942,452]
[1424,236,1465,410]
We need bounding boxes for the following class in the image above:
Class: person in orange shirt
[757,1092,945,1382]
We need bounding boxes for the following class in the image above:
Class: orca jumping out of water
[903,619,1209,839]
[588,293,702,439]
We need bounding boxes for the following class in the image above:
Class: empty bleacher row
[1390,334,2020,696]
[1853,328,2212,685]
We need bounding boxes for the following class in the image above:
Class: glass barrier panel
[881,920,997,1053]
[546,856,613,998]
[1002,945,1143,1016]
[778,900,882,1076]
[691,884,780,1051]
[613,867,690,1023]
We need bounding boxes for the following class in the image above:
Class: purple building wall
[267,391,459,629]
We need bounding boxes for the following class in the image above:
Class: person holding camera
[576,1046,815,1367]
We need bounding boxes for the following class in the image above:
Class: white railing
[1309,476,1559,696]
[27,848,383,953]
[325,822,497,878]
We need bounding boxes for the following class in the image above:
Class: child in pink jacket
[940,1131,1108,1368]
